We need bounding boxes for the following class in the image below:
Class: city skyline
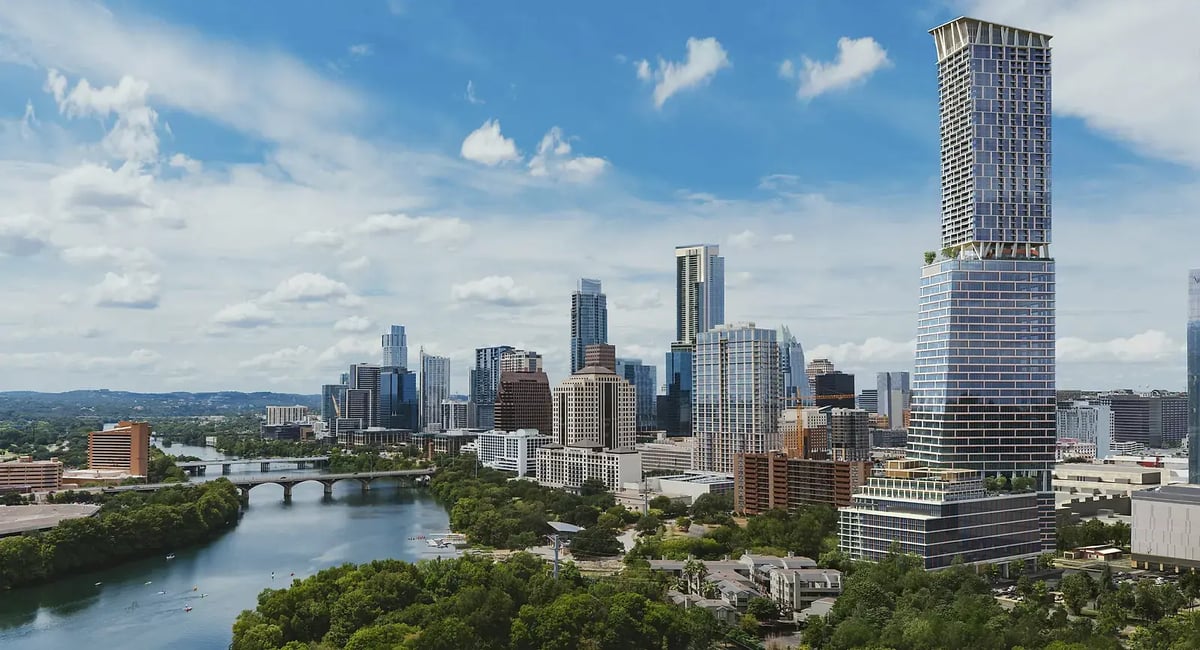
[0,2,1195,395]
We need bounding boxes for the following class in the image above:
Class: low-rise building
[1131,484,1200,572]
[260,423,313,441]
[1053,462,1162,498]
[343,427,411,447]
[769,568,843,615]
[536,442,641,492]
[477,429,552,476]
[646,472,734,499]
[0,458,63,491]
[733,451,871,514]
[636,438,694,474]
[412,430,480,459]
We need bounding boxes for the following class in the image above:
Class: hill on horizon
[0,389,321,419]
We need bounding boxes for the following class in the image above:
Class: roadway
[174,456,330,468]
[100,468,436,497]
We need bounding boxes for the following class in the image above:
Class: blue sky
[0,0,1196,394]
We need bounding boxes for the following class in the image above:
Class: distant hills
[0,390,321,419]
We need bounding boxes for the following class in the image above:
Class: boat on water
[94,582,102,587]
[184,605,193,613]
[144,581,152,585]
[165,553,176,560]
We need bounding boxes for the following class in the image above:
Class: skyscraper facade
[815,372,855,409]
[570,278,608,374]
[657,343,694,437]
[675,245,725,345]
[778,326,810,406]
[381,325,408,369]
[321,383,347,421]
[1191,270,1200,483]
[552,366,637,449]
[909,18,1057,548]
[584,343,617,372]
[617,358,658,431]
[692,323,781,474]
[805,358,835,399]
[378,366,418,430]
[347,363,381,428]
[500,349,544,373]
[877,371,912,430]
[471,345,514,430]
[495,370,553,434]
[419,350,450,431]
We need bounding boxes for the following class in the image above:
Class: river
[0,443,456,649]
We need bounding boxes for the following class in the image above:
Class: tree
[1060,572,1096,615]
[635,514,662,537]
[924,251,937,265]
[1037,553,1057,571]
[747,596,780,622]
[688,492,733,524]
[676,516,692,533]
[579,478,608,497]
[1011,558,1027,579]
[569,526,623,557]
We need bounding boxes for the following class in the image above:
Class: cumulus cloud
[168,153,202,174]
[728,229,756,249]
[353,213,470,244]
[636,37,731,108]
[293,230,346,249]
[780,36,890,100]
[262,272,357,305]
[334,315,372,333]
[239,345,311,371]
[45,69,159,163]
[1058,330,1180,363]
[809,337,916,365]
[317,336,377,364]
[450,275,537,307]
[0,348,160,371]
[0,214,51,256]
[91,271,161,309]
[528,127,608,182]
[460,119,520,165]
[210,301,276,329]
[51,162,154,219]
[340,256,369,273]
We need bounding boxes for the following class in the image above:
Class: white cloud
[262,272,357,305]
[465,80,484,105]
[450,275,537,307]
[809,337,916,366]
[728,229,756,249]
[1058,330,1180,363]
[460,119,520,165]
[45,69,159,163]
[293,230,347,249]
[60,245,158,269]
[168,153,202,174]
[636,37,731,109]
[317,336,377,364]
[334,315,372,333]
[340,256,369,273]
[527,127,608,182]
[782,36,891,100]
[0,214,51,256]
[91,271,161,309]
[210,301,276,329]
[353,213,471,244]
[348,43,372,57]
[239,345,311,371]
[772,233,795,243]
[0,348,160,371]
[51,162,155,218]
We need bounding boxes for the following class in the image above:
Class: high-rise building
[856,390,878,414]
[570,278,608,375]
[584,343,617,372]
[1057,400,1113,460]
[814,372,855,409]
[266,405,309,426]
[440,395,472,430]
[500,349,544,373]
[552,365,637,449]
[733,451,871,514]
[419,350,450,431]
[876,371,911,430]
[657,343,694,437]
[379,366,419,430]
[347,363,381,428]
[908,17,1057,549]
[617,358,658,431]
[470,345,514,430]
[381,325,408,369]
[828,408,871,462]
[88,421,150,476]
[321,384,347,422]
[692,323,782,474]
[778,326,810,406]
[495,370,553,434]
[1190,270,1200,483]
[805,359,835,398]
[675,245,725,345]
[1097,392,1188,447]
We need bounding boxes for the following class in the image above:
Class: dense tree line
[0,417,95,467]
[0,479,242,590]
[215,436,328,459]
[1056,513,1131,551]
[328,449,426,474]
[231,553,722,650]
[151,414,262,445]
[627,505,839,563]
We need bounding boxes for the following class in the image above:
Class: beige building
[552,365,636,449]
[265,405,310,426]
[0,457,63,491]
[88,421,151,477]
[536,442,641,492]
[499,349,544,373]
[1053,462,1162,499]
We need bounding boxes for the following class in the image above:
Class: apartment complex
[265,405,309,426]
[0,458,63,491]
[88,421,151,476]
[477,428,553,476]
[733,451,870,514]
[536,442,641,492]
[419,351,450,431]
[499,348,543,373]
[570,278,608,374]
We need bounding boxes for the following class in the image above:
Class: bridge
[102,468,436,500]
[173,456,331,475]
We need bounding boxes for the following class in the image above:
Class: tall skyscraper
[500,349,544,373]
[584,343,617,372]
[675,245,725,345]
[617,358,658,431]
[471,345,514,429]
[815,372,855,409]
[379,366,418,430]
[321,383,347,421]
[495,370,553,434]
[657,343,694,437]
[381,325,408,369]
[552,366,637,449]
[1191,270,1200,483]
[805,358,835,399]
[778,326,810,406]
[692,323,781,474]
[419,350,450,431]
[570,278,608,374]
[909,18,1056,548]
[347,363,381,428]
[877,371,912,430]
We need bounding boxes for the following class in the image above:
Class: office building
[500,349,543,373]
[440,395,472,431]
[477,428,553,476]
[536,443,641,492]
[778,326,810,406]
[570,278,608,374]
[552,365,637,449]
[470,345,514,430]
[1131,484,1200,571]
[378,366,419,431]
[907,18,1057,549]
[1191,270,1200,483]
[828,408,871,462]
[1057,401,1112,460]
[805,359,835,399]
[876,372,911,430]
[734,451,870,514]
[412,430,478,459]
[0,458,63,491]
[814,372,855,409]
[692,323,781,474]
[838,460,1042,569]
[495,370,553,434]
[419,350,450,431]
[657,343,693,437]
[321,384,347,422]
[636,438,694,473]
[675,245,725,345]
[265,405,308,426]
[856,390,878,414]
[1097,392,1188,448]
[346,362,381,429]
[381,324,408,369]
[260,423,312,441]
[617,358,658,431]
[88,421,151,476]
[584,343,617,372]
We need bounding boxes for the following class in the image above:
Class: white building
[536,442,641,492]
[552,366,637,449]
[1131,484,1200,571]
[1053,462,1162,498]
[636,438,694,473]
[1057,401,1112,460]
[440,396,471,430]
[500,349,544,373]
[769,568,843,616]
[420,351,451,432]
[476,428,552,476]
[692,323,781,473]
[265,405,309,426]
[648,472,735,499]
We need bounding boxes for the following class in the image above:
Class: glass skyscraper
[778,325,810,406]
[419,350,450,431]
[1189,270,1200,483]
[379,366,418,430]
[381,325,408,369]
[570,278,608,375]
[657,343,694,437]
[616,358,658,431]
[471,345,514,430]
[675,245,724,345]
[908,18,1057,549]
